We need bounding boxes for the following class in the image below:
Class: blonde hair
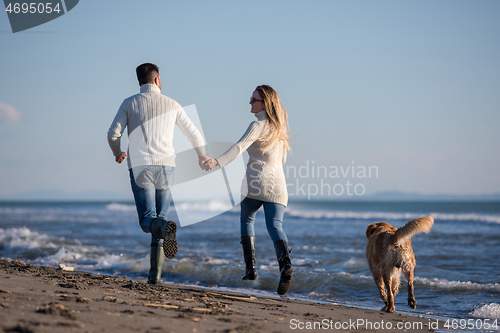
[255,85,292,161]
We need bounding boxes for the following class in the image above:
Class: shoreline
[0,259,441,332]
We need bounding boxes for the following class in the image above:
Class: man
[108,63,209,284]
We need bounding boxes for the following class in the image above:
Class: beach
[1,200,499,322]
[0,259,441,333]
[1,200,499,329]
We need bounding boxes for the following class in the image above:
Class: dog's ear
[366,224,377,238]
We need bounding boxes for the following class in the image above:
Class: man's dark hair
[136,63,160,85]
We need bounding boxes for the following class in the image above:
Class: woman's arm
[215,121,265,168]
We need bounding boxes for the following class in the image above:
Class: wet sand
[0,259,439,332]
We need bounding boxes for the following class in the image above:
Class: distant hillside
[359,191,500,201]
[1,189,499,202]
[0,190,132,202]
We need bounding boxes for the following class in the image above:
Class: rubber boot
[240,236,257,280]
[148,241,165,285]
[274,240,292,295]
[150,218,178,259]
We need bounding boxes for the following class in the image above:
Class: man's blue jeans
[240,197,288,244]
[129,166,174,243]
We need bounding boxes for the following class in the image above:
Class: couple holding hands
[108,63,293,295]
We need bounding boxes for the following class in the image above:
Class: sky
[0,0,499,201]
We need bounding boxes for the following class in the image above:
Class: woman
[205,85,293,295]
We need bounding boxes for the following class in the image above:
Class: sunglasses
[250,97,263,103]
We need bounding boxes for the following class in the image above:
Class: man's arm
[175,107,209,168]
[107,101,128,163]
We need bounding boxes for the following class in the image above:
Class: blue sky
[0,1,499,200]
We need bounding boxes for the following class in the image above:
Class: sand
[0,259,441,333]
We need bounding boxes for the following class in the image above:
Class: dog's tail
[395,216,434,245]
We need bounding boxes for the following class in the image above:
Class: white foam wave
[203,258,231,265]
[416,277,500,292]
[299,245,333,252]
[286,209,500,224]
[0,227,57,249]
[293,258,320,266]
[94,254,150,273]
[287,209,419,220]
[336,248,364,254]
[430,212,500,224]
[342,257,367,270]
[41,246,84,263]
[106,203,136,211]
[338,272,373,281]
[35,247,150,274]
[471,303,500,320]
[333,273,500,294]
[174,200,235,213]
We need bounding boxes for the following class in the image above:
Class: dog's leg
[391,274,401,312]
[372,270,388,310]
[404,268,416,309]
[383,274,395,313]
[391,274,400,297]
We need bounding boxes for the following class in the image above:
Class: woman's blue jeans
[240,197,288,244]
[129,166,174,244]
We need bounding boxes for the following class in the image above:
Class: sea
[1,200,499,330]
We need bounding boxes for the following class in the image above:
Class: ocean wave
[105,201,238,214]
[32,246,150,275]
[430,212,500,224]
[293,258,320,267]
[40,246,85,263]
[203,258,231,265]
[0,207,32,214]
[337,272,372,281]
[0,227,57,249]
[299,245,334,252]
[286,209,500,224]
[471,303,500,320]
[325,273,500,294]
[94,253,150,273]
[342,257,367,270]
[174,200,236,213]
[416,277,500,292]
[287,209,418,220]
[106,203,136,211]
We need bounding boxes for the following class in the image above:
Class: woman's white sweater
[216,110,288,207]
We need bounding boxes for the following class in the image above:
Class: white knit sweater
[216,110,288,207]
[107,84,206,169]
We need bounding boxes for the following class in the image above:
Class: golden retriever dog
[366,216,434,313]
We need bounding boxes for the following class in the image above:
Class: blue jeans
[129,166,174,243]
[240,197,288,244]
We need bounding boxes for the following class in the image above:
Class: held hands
[203,158,218,171]
[198,155,218,171]
[199,155,218,171]
[198,155,211,170]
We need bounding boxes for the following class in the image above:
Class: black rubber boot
[274,240,292,295]
[240,236,257,280]
[148,241,165,285]
[150,218,177,259]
